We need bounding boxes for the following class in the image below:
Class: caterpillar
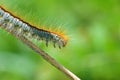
[0,6,68,48]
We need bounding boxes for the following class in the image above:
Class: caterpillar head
[51,33,68,48]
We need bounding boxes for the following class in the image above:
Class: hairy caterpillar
[0,6,68,48]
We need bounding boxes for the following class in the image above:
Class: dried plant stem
[19,36,80,80]
[1,26,81,80]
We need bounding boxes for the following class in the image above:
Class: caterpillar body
[0,6,68,48]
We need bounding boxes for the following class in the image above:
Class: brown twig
[0,6,81,79]
[18,36,81,80]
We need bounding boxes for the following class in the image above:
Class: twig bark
[1,27,81,80]
[19,36,81,80]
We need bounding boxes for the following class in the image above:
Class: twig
[0,6,81,79]
[18,36,81,80]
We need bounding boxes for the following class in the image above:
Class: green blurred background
[0,0,120,80]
